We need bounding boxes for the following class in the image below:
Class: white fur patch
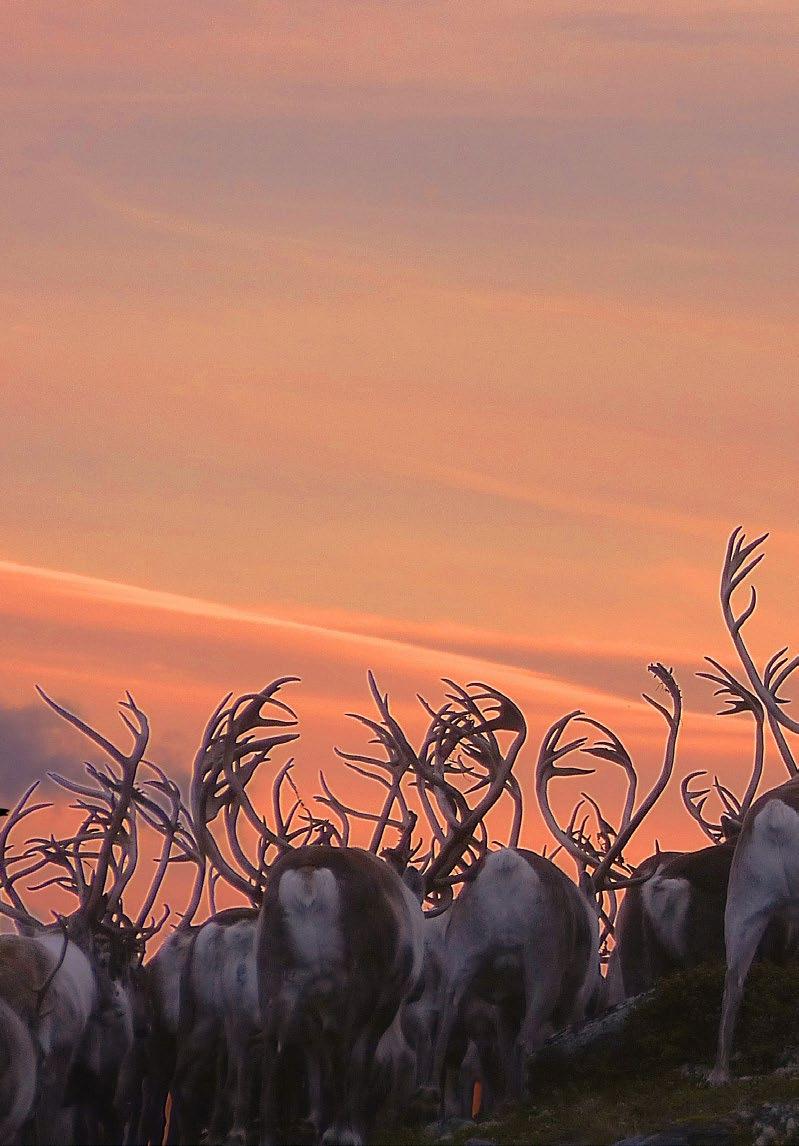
[727,796,799,944]
[642,873,692,961]
[35,934,96,1033]
[221,919,259,1022]
[279,867,344,970]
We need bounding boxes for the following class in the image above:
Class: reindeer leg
[34,1048,72,1146]
[135,1030,174,1146]
[432,967,484,1123]
[257,1035,281,1146]
[709,908,769,1085]
[516,942,561,1097]
[222,1020,252,1146]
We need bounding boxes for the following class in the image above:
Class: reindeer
[0,690,161,1144]
[408,683,598,1119]
[256,673,537,1146]
[167,680,305,1146]
[707,529,799,1083]
[605,657,787,1001]
[38,690,188,1144]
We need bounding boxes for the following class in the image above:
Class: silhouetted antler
[536,663,681,898]
[683,656,765,841]
[719,529,799,756]
[38,688,149,927]
[190,680,300,905]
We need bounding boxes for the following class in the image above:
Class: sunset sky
[2,3,798,906]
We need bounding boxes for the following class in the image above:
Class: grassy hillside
[377,963,799,1146]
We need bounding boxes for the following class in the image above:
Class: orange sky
[1,3,798,918]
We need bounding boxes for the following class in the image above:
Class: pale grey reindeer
[707,529,799,1083]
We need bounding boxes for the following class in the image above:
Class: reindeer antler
[419,681,526,907]
[683,656,766,841]
[720,529,799,752]
[0,783,53,931]
[331,675,525,913]
[37,688,149,926]
[190,680,300,905]
[536,664,681,897]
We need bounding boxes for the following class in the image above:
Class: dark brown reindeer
[168,678,304,1146]
[707,529,799,1083]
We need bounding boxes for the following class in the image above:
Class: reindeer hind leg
[710,908,770,1085]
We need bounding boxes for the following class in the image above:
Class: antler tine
[191,716,263,903]
[137,903,171,941]
[189,681,301,903]
[712,776,742,819]
[764,647,799,696]
[680,770,722,843]
[464,681,526,737]
[316,774,351,846]
[761,650,799,776]
[223,800,267,889]
[272,760,297,841]
[697,657,763,719]
[222,746,291,855]
[505,773,524,848]
[36,687,148,771]
[721,527,769,623]
[219,685,300,854]
[443,684,527,850]
[206,867,220,916]
[579,791,620,857]
[47,768,115,807]
[315,772,404,832]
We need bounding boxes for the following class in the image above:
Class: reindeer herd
[0,527,798,1145]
